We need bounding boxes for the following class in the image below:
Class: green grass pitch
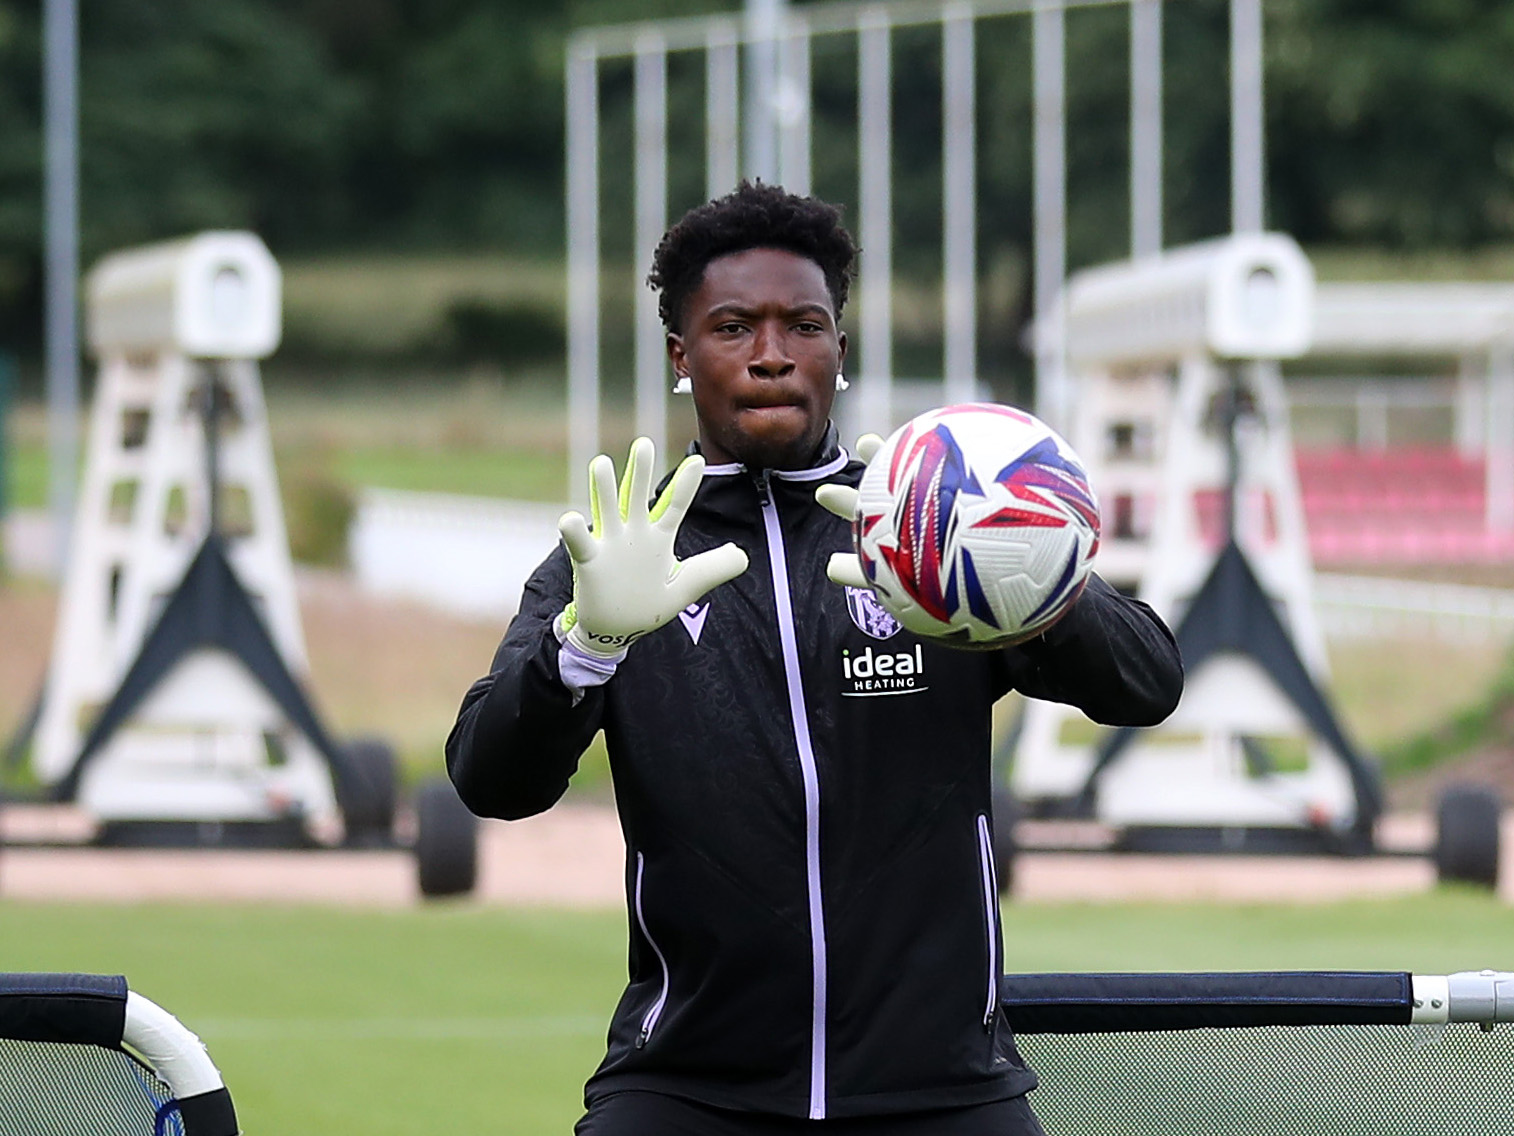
[1,892,1511,1133]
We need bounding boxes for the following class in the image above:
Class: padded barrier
[0,973,237,1136]
[1003,971,1513,1136]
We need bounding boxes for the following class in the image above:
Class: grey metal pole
[43,0,79,573]
[634,35,669,460]
[744,0,787,184]
[1454,353,1483,458]
[1230,0,1265,233]
[1130,0,1163,257]
[0,353,13,526]
[857,7,893,436]
[566,41,601,505]
[1487,343,1514,534]
[942,3,977,405]
[1033,3,1067,428]
[776,18,812,196]
[706,22,741,201]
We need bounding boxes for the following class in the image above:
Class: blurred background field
[0,893,1508,1135]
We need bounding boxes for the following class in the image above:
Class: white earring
[673,375,692,395]
[835,372,849,392]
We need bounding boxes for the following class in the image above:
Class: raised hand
[556,437,749,657]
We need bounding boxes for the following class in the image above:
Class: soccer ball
[853,403,1101,648]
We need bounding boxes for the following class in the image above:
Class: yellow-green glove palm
[556,437,748,658]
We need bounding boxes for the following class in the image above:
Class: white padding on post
[123,991,227,1099]
[87,231,282,359]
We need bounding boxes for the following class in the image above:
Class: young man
[447,182,1183,1134]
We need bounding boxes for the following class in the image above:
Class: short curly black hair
[648,181,859,333]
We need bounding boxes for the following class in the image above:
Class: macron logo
[678,602,710,645]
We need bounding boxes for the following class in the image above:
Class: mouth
[740,394,805,412]
[738,403,806,426]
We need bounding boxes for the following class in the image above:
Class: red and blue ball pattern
[855,404,1101,648]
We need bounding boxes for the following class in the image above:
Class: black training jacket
[446,432,1183,1120]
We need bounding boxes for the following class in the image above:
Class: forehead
[688,247,833,316]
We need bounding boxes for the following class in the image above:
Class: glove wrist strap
[554,610,635,661]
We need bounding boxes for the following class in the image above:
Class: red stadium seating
[1294,447,1514,565]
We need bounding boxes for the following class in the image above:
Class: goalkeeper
[447,182,1183,1135]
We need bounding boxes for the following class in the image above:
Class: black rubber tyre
[337,736,398,845]
[415,778,479,898]
[990,786,1020,897]
[1433,782,1501,889]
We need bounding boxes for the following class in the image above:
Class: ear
[836,329,848,372]
[666,331,688,377]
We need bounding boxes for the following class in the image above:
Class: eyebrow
[704,301,833,321]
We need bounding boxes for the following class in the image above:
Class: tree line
[0,0,1511,359]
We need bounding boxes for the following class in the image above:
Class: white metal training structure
[565,0,1266,502]
[1009,234,1368,833]
[30,232,339,827]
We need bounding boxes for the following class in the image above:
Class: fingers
[558,510,598,564]
[673,543,749,604]
[816,434,881,521]
[815,483,860,521]
[826,552,870,590]
[652,454,705,531]
[619,437,656,522]
[588,453,621,536]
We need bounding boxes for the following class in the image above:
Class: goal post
[564,0,1267,500]
[0,972,237,1135]
[1003,969,1514,1135]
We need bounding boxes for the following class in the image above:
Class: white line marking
[194,1015,605,1042]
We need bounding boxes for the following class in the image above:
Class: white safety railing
[1314,573,1514,644]
[348,489,563,621]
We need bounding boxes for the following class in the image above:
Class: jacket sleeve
[997,573,1184,727]
[444,545,607,820]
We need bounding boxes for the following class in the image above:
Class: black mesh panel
[0,1037,185,1136]
[1017,1022,1514,1135]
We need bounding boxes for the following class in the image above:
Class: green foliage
[436,299,565,366]
[276,254,567,363]
[5,439,49,510]
[1268,0,1514,247]
[1,0,1513,365]
[1378,643,1514,777]
[80,0,359,256]
[331,444,565,501]
[0,2,39,348]
[279,451,357,567]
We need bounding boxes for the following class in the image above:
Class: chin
[731,432,819,471]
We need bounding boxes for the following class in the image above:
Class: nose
[749,321,794,379]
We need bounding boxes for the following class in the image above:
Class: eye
[794,320,824,334]
[715,321,747,336]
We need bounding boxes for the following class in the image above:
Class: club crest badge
[845,586,902,640]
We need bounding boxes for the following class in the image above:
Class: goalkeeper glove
[814,433,884,589]
[555,437,748,658]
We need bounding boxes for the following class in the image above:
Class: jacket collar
[691,422,851,481]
